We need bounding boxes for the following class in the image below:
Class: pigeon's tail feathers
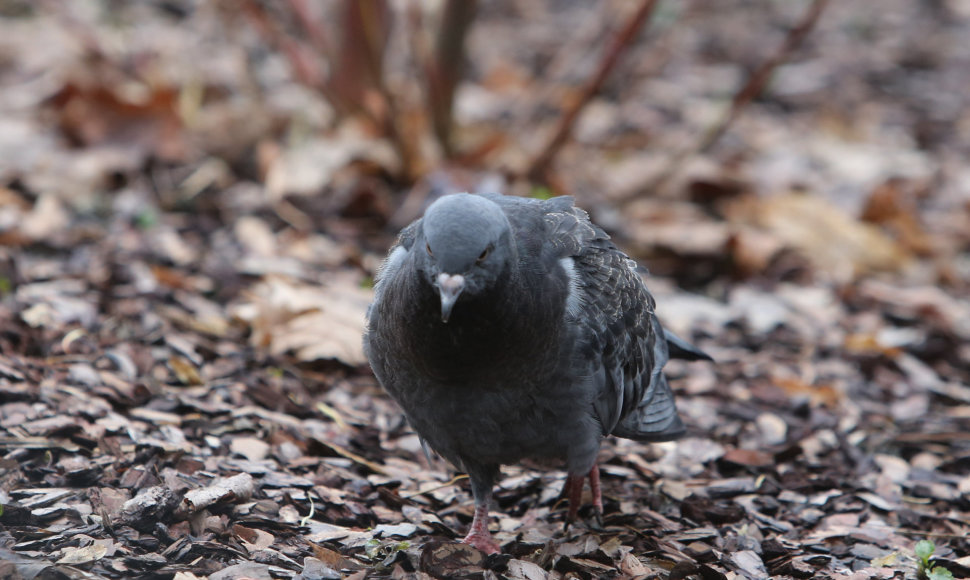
[610,374,686,442]
[664,328,713,362]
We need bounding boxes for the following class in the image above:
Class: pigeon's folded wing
[542,201,685,441]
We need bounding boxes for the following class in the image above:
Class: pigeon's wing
[370,220,419,302]
[364,219,447,463]
[364,219,419,356]
[542,201,685,441]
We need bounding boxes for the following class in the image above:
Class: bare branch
[622,0,830,203]
[427,0,479,157]
[526,0,660,183]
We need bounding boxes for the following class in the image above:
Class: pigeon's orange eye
[426,242,433,256]
[477,247,490,262]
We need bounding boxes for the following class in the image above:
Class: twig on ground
[401,474,469,500]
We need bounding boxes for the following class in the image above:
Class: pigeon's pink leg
[588,464,604,527]
[565,473,585,524]
[588,464,603,516]
[463,501,501,554]
[565,466,603,528]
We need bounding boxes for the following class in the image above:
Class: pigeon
[364,192,710,554]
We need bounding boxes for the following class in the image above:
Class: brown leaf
[728,192,910,281]
[231,273,371,366]
[727,227,787,277]
[721,448,775,468]
[232,524,275,551]
[310,544,358,571]
[775,376,842,408]
[419,541,485,577]
[861,179,934,256]
[168,355,203,386]
[843,333,903,357]
[50,82,186,160]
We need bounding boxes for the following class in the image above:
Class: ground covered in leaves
[1,1,969,579]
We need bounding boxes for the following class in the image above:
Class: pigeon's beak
[436,273,465,323]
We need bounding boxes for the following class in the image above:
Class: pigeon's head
[419,194,514,323]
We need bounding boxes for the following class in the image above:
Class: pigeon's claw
[463,531,501,555]
[463,502,500,554]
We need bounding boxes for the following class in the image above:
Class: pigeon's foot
[563,465,604,531]
[463,502,500,554]
[462,531,501,555]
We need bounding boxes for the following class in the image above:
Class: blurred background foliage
[0,0,967,288]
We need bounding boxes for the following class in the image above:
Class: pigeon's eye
[426,242,433,256]
[477,247,491,263]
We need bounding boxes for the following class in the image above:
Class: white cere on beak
[437,273,465,323]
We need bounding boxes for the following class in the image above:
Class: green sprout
[364,538,382,560]
[530,186,554,200]
[915,540,954,580]
[135,209,158,229]
[364,538,411,565]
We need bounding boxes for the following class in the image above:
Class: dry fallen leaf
[231,273,372,366]
[232,524,275,551]
[168,355,204,386]
[21,195,71,241]
[230,437,271,462]
[51,81,186,160]
[55,542,109,565]
[727,192,910,281]
[264,129,398,200]
[861,179,934,256]
[774,376,843,408]
[506,558,548,580]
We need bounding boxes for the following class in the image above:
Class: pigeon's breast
[369,257,602,469]
[402,278,570,383]
[398,288,601,466]
[417,373,600,467]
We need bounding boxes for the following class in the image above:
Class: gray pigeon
[364,192,709,554]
